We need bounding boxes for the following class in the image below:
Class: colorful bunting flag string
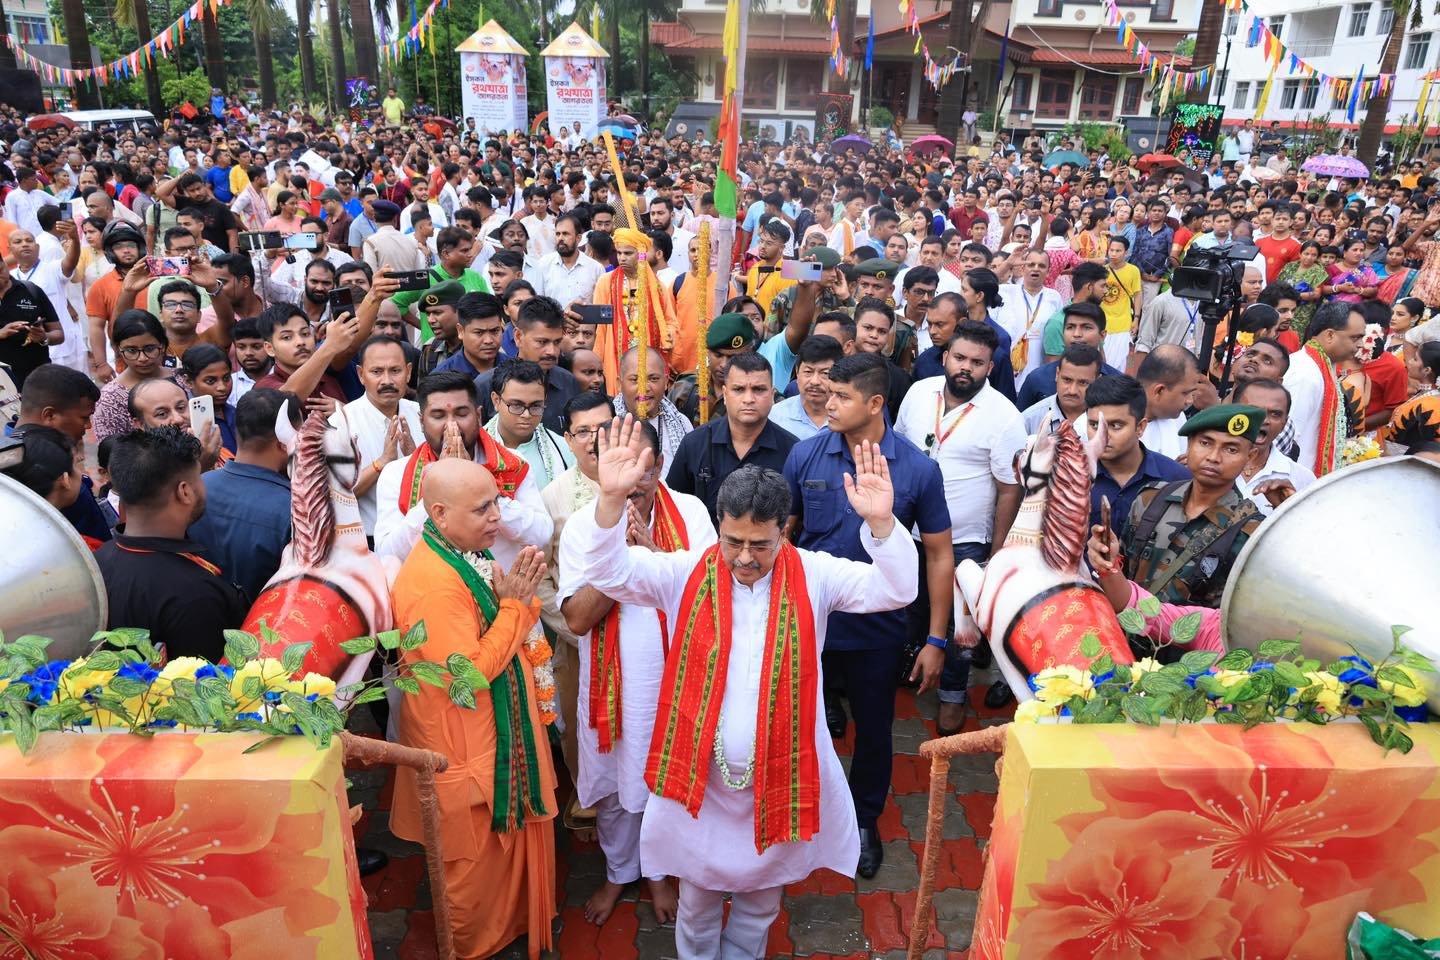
[8,0,447,86]
[1100,0,1213,99]
[826,0,966,89]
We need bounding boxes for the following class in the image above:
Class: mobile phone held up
[573,304,614,325]
[239,231,284,252]
[328,285,356,315]
[781,259,824,282]
[394,270,432,292]
[188,395,214,437]
[144,256,190,278]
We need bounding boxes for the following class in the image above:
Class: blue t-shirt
[783,427,949,650]
[1090,445,1191,534]
[204,165,233,203]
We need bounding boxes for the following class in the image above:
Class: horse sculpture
[953,415,1133,700]
[242,406,395,687]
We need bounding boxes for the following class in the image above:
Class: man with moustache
[334,336,423,539]
[611,344,692,464]
[1231,378,1315,516]
[473,296,580,433]
[769,335,842,440]
[374,371,553,565]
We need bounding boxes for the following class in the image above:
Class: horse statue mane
[954,414,1134,700]
[242,405,396,687]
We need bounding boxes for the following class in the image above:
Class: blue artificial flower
[117,661,160,685]
[147,718,178,729]
[1395,706,1430,723]
[1092,671,1115,687]
[235,711,264,722]
[1337,655,1375,688]
[19,660,73,704]
[1248,662,1276,672]
[195,663,235,682]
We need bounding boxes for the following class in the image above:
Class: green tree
[1357,0,1438,165]
[112,0,164,115]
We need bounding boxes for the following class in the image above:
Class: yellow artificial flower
[1378,666,1428,708]
[1014,697,1062,724]
[294,673,337,700]
[58,658,118,700]
[1211,669,1252,690]
[229,658,291,710]
[1032,665,1094,705]
[1297,671,1345,714]
[1130,658,1164,679]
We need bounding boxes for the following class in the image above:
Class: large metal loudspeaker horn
[1221,456,1440,712]
[0,472,108,659]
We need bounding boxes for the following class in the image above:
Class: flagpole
[713,0,747,315]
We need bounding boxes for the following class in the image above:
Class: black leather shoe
[825,695,847,739]
[970,643,993,670]
[356,846,389,877]
[984,679,1014,709]
[857,827,884,879]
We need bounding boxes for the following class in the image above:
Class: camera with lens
[1169,240,1260,305]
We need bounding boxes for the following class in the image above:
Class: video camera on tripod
[1168,240,1262,393]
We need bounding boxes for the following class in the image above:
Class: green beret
[805,246,841,269]
[420,279,464,309]
[1179,404,1264,443]
[706,313,758,351]
[856,258,901,280]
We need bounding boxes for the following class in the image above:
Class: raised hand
[439,419,467,460]
[842,440,895,537]
[493,545,546,603]
[596,415,655,501]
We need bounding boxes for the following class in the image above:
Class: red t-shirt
[1363,350,1409,421]
[1255,235,1301,284]
[256,366,348,404]
[948,206,988,236]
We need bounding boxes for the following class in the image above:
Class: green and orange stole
[398,431,532,513]
[1303,340,1344,476]
[645,541,820,854]
[589,485,689,753]
[422,519,548,833]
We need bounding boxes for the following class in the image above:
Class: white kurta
[372,449,554,569]
[330,395,423,535]
[567,504,919,892]
[557,491,717,813]
[1235,444,1317,517]
[1282,348,1328,476]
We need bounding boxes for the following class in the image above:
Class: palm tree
[328,0,347,110]
[244,0,280,108]
[349,0,379,81]
[1188,0,1224,104]
[298,0,317,105]
[60,0,100,108]
[1356,0,1434,164]
[113,0,164,117]
[201,1,226,92]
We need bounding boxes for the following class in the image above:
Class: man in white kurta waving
[567,416,918,959]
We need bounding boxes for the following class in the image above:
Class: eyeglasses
[118,343,163,359]
[720,535,779,557]
[568,426,601,440]
[161,299,198,311]
[501,399,546,417]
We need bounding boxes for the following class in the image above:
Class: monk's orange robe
[590,269,678,394]
[391,544,557,960]
[670,274,741,376]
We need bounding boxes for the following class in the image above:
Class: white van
[57,109,158,133]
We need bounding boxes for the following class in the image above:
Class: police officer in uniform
[1119,404,1266,620]
[669,313,759,424]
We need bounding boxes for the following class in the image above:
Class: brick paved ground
[353,674,1015,960]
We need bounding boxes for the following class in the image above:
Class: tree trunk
[638,0,650,118]
[61,0,100,108]
[395,0,408,94]
[349,0,378,81]
[1189,0,1223,103]
[936,0,974,140]
[608,0,620,102]
[0,5,17,71]
[254,16,277,107]
[329,0,347,109]
[131,0,164,118]
[298,0,316,104]
[1357,3,1408,166]
[201,2,226,92]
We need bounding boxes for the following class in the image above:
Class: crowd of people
[3,99,1440,958]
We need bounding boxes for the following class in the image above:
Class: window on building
[1233,81,1251,109]
[1268,16,1284,39]
[783,61,821,111]
[1036,69,1075,117]
[8,14,49,44]
[1153,0,1175,20]
[1037,0,1061,16]
[1379,0,1395,35]
[1301,78,1321,110]
[1010,73,1034,113]
[745,58,780,110]
[1077,75,1118,120]
[1349,3,1371,36]
[1405,32,1432,68]
[1253,83,1264,109]
[1280,79,1300,109]
[1224,12,1239,35]
[1122,77,1143,114]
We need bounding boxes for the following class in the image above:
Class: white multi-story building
[1217,0,1440,133]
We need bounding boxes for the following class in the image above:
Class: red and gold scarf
[644,541,820,854]
[589,484,689,753]
[398,432,531,514]
[607,267,671,375]
[1304,341,1344,476]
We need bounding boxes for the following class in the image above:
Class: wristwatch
[925,634,948,650]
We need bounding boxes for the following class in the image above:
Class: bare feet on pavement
[646,877,678,925]
[583,880,625,925]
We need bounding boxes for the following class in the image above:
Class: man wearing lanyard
[996,250,1063,383]
[895,320,1027,724]
[1131,286,1202,374]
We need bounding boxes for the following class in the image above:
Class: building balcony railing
[1283,38,1335,58]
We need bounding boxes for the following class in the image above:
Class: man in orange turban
[590,228,677,394]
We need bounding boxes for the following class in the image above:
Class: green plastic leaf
[1089,653,1115,677]
[409,661,447,688]
[1121,693,1162,725]
[1117,609,1147,634]
[1272,662,1308,689]
[1349,685,1387,703]
[393,676,421,696]
[1137,671,1187,696]
[377,630,402,651]
[1179,650,1219,675]
[1214,709,1245,724]
[1168,612,1203,648]
[242,735,285,754]
[11,708,36,754]
[108,677,149,698]
[1080,632,1102,659]
[1216,648,1254,671]
[258,622,284,651]
[1377,665,1416,687]
[1359,714,1384,746]
[224,630,261,659]
[340,637,377,655]
[1401,650,1438,673]
[400,622,429,651]
[1385,726,1415,754]
[83,651,122,672]
[281,641,314,676]
[1257,637,1302,660]
[353,686,388,705]
[1391,625,1414,650]
[445,653,485,687]
[1135,596,1162,617]
[241,676,263,699]
[447,679,478,710]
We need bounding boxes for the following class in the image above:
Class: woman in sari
[1376,245,1420,304]
[1278,240,1328,339]
[1321,236,1381,304]
[1381,340,1440,448]
[1072,206,1108,263]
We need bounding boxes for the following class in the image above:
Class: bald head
[619,345,668,377]
[422,458,502,552]
[129,378,189,430]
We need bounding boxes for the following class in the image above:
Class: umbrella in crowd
[832,134,872,154]
[1043,149,1088,168]
[26,114,75,131]
[909,134,954,155]
[1302,154,1371,179]
[1249,165,1282,182]
[598,116,640,140]
[1138,152,1182,172]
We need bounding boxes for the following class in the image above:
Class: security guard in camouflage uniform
[765,246,856,338]
[1120,403,1265,609]
[668,313,761,424]
[416,280,467,376]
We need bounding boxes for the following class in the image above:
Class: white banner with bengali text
[459,51,528,135]
[543,55,605,139]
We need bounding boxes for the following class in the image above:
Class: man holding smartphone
[0,258,64,387]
